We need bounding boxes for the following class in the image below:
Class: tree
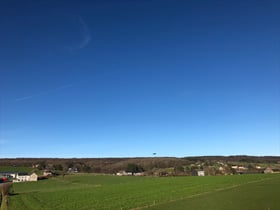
[126,163,144,175]
[82,165,92,173]
[66,161,74,169]
[53,164,63,171]
[174,165,184,175]
[37,161,46,170]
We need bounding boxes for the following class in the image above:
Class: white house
[264,168,274,174]
[192,170,205,176]
[10,173,17,179]
[29,173,38,181]
[116,171,127,176]
[197,171,205,176]
[43,170,53,176]
[13,173,38,182]
[134,172,144,176]
[116,171,135,176]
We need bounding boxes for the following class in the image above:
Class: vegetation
[148,175,280,210]
[1,156,280,209]
[126,163,144,174]
[0,166,33,174]
[7,174,280,210]
[0,183,12,210]
[1,156,279,175]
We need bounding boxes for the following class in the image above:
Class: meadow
[0,166,34,174]
[8,174,280,210]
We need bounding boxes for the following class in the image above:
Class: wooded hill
[0,156,279,175]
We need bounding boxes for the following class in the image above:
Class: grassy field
[8,174,280,210]
[148,175,280,210]
[0,166,33,174]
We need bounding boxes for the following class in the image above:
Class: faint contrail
[15,83,73,102]
[15,95,35,102]
[77,17,91,49]
[15,92,46,102]
[55,84,74,90]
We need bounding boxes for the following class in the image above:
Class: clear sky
[0,0,279,158]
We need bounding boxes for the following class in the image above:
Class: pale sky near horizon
[0,0,280,158]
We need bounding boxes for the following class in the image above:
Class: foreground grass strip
[145,175,280,210]
[8,174,279,210]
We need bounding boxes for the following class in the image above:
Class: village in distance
[1,155,280,183]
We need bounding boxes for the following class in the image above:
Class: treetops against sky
[0,0,279,158]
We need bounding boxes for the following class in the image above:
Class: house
[231,165,238,169]
[32,164,40,168]
[119,171,145,176]
[43,170,53,176]
[264,168,274,174]
[134,172,144,176]
[13,173,38,182]
[29,173,38,181]
[68,168,78,173]
[197,171,205,176]
[192,170,205,176]
[238,166,248,170]
[116,171,127,176]
[16,173,30,182]
[0,171,38,182]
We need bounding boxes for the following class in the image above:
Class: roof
[0,172,17,175]
[18,172,29,176]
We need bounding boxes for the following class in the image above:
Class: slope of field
[8,174,279,210]
[147,175,280,210]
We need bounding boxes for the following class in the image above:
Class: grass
[8,174,280,210]
[147,175,280,210]
[0,166,33,174]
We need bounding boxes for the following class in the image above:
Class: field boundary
[0,183,12,210]
[130,176,278,210]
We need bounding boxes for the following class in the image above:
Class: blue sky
[0,0,279,158]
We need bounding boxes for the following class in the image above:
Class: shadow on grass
[8,192,19,196]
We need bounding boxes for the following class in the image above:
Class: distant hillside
[183,155,280,163]
[0,156,279,175]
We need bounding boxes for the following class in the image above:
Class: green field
[0,166,33,174]
[8,174,280,210]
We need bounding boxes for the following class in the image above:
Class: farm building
[116,171,144,176]
[192,170,205,176]
[116,171,133,176]
[13,172,38,182]
[197,171,205,176]
[0,172,38,182]
[15,173,30,182]
[68,167,78,173]
[43,170,53,176]
[134,172,144,176]
[264,168,274,174]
